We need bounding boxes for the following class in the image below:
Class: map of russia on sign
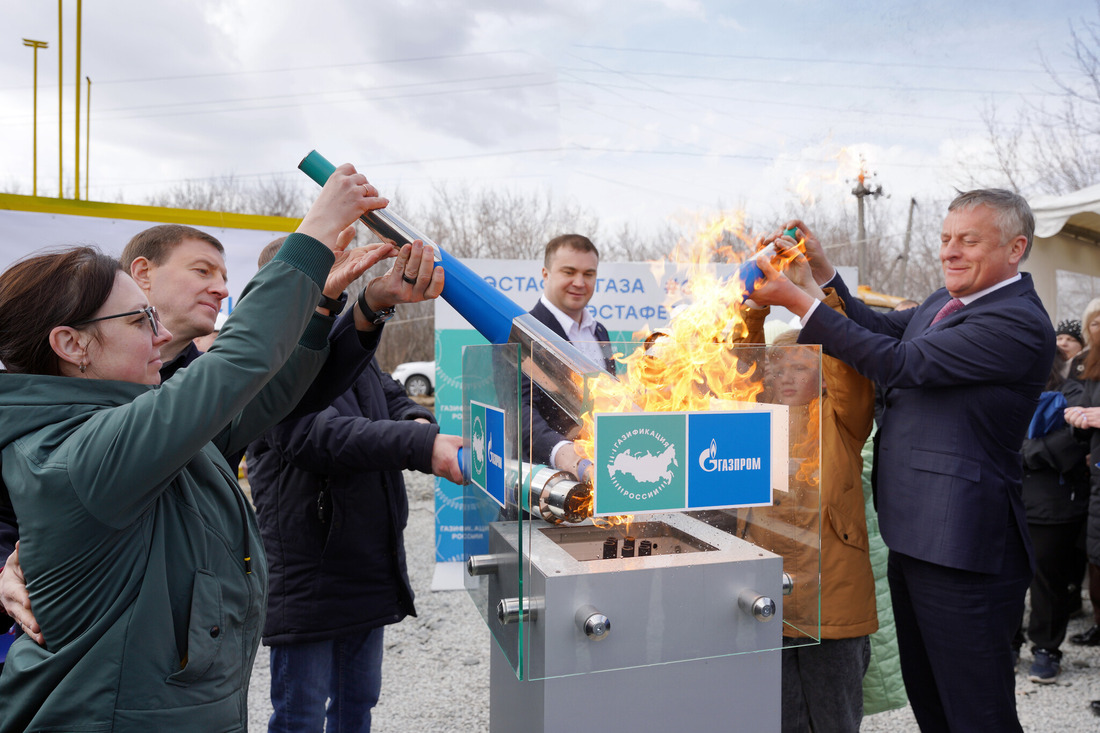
[594,412,687,516]
[470,401,506,507]
[593,409,785,516]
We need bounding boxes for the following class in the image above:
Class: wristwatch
[317,291,348,315]
[357,289,396,325]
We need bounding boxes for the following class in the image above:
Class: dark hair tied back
[0,246,123,376]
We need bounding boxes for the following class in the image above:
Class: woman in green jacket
[0,166,389,732]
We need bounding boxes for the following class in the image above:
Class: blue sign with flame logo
[686,411,772,509]
[470,401,506,507]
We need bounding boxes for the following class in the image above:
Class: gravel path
[248,471,1100,731]
[246,471,490,733]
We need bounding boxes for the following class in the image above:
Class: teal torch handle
[299,150,336,187]
[297,150,524,344]
[734,227,801,301]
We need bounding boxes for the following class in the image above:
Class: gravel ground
[247,470,1100,731]
[246,471,490,733]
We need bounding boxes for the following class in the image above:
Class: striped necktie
[930,297,964,325]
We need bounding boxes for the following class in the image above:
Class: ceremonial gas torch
[300,152,613,522]
[299,151,612,427]
[298,152,794,523]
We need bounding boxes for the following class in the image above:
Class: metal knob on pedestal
[737,589,776,622]
[466,553,507,577]
[575,604,611,641]
[497,597,542,625]
[782,572,794,596]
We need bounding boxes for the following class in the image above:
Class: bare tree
[970,1,1100,195]
[137,171,952,368]
[146,175,310,217]
[409,183,602,260]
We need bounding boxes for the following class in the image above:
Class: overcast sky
[0,0,1095,240]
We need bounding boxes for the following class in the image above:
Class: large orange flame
[570,213,818,522]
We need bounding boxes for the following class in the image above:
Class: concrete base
[489,641,780,733]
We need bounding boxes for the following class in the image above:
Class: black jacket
[246,362,437,645]
[522,300,615,465]
[1074,376,1100,563]
[1021,379,1089,525]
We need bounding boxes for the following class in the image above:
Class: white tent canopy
[1031,183,1100,238]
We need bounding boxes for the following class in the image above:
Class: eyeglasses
[71,305,162,337]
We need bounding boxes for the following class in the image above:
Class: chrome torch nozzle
[523,464,591,525]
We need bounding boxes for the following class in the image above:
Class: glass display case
[462,337,822,683]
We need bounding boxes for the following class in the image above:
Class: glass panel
[462,342,523,674]
[462,336,822,681]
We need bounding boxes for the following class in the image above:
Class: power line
[80,148,569,191]
[570,145,949,171]
[561,82,983,126]
[76,143,958,194]
[570,44,1074,77]
[0,50,536,91]
[1,79,558,125]
[559,81,989,135]
[96,72,550,115]
[557,57,782,155]
[559,65,1054,98]
[572,170,704,205]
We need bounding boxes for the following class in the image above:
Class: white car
[391,360,435,397]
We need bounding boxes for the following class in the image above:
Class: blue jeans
[268,627,385,733]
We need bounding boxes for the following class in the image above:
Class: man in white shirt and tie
[524,234,614,482]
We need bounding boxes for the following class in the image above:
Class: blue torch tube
[733,228,800,302]
[298,151,524,345]
[456,446,471,484]
[300,151,626,427]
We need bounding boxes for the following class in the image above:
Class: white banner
[0,198,302,317]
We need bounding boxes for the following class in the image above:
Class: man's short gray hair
[948,189,1035,260]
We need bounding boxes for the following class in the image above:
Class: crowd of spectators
[0,182,1096,733]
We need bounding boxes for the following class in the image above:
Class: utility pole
[85,76,91,198]
[75,0,82,199]
[851,160,884,288]
[900,198,917,294]
[58,0,63,198]
[23,39,49,197]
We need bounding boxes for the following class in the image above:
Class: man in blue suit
[751,189,1054,731]
[524,234,615,482]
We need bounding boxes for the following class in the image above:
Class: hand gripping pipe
[298,150,615,427]
[733,229,800,302]
[455,448,588,524]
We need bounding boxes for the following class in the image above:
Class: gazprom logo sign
[698,439,762,473]
[470,401,506,507]
[593,409,779,516]
[687,412,773,509]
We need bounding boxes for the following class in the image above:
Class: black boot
[1071,625,1100,646]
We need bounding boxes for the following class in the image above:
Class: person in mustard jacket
[738,249,877,733]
